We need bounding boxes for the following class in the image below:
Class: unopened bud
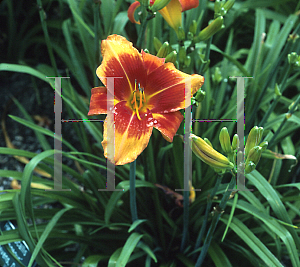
[184,56,191,67]
[157,41,170,58]
[259,141,268,152]
[288,52,300,68]
[174,61,179,69]
[212,67,222,84]
[154,37,163,53]
[245,126,263,159]
[178,46,186,63]
[187,31,194,40]
[195,90,206,103]
[274,83,281,96]
[245,161,256,174]
[195,16,223,42]
[232,134,239,151]
[204,137,213,147]
[165,50,177,64]
[150,0,172,12]
[223,0,235,12]
[219,127,232,154]
[246,146,263,165]
[189,20,197,35]
[177,26,185,41]
[190,134,234,171]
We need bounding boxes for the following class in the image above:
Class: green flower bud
[143,48,150,53]
[219,127,232,154]
[274,83,281,96]
[223,0,235,12]
[189,20,197,35]
[153,37,163,53]
[259,141,268,152]
[288,52,300,68]
[184,56,191,67]
[288,101,298,112]
[232,134,239,151]
[177,26,185,41]
[150,0,172,12]
[245,126,263,159]
[178,46,186,63]
[214,0,222,15]
[288,33,299,43]
[286,113,292,119]
[165,50,177,64]
[246,146,263,165]
[195,90,206,103]
[187,31,194,41]
[157,41,170,58]
[245,161,256,174]
[212,67,222,84]
[196,16,224,42]
[257,127,264,144]
[204,137,213,147]
[190,134,234,171]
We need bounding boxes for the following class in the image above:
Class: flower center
[130,80,146,120]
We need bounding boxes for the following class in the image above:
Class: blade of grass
[220,215,284,267]
[28,207,72,267]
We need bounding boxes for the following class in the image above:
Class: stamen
[131,80,144,120]
[139,89,143,109]
[131,91,136,104]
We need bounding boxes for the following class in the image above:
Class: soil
[0,72,82,190]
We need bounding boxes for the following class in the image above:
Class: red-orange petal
[142,50,165,75]
[178,0,199,12]
[88,87,120,116]
[152,111,183,142]
[145,63,204,113]
[102,101,154,165]
[128,1,141,25]
[97,35,147,101]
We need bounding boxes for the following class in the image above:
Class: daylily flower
[88,35,204,165]
[128,0,199,34]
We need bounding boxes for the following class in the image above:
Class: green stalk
[36,0,58,76]
[259,95,280,127]
[137,15,150,48]
[198,37,212,74]
[195,175,236,267]
[136,4,155,48]
[130,160,138,223]
[193,174,222,260]
[93,1,101,87]
[180,189,190,252]
[145,137,166,250]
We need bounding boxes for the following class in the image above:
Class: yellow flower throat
[130,80,146,120]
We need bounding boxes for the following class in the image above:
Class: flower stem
[198,37,212,74]
[180,189,190,252]
[195,175,236,267]
[93,0,101,87]
[130,160,138,223]
[137,19,148,48]
[193,174,222,260]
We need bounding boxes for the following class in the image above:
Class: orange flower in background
[88,35,204,165]
[128,0,199,33]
